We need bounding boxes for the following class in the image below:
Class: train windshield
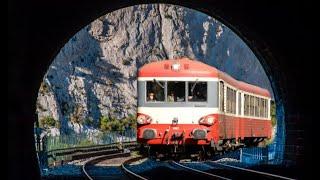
[167,81,186,102]
[145,81,208,103]
[146,80,165,102]
[188,82,207,102]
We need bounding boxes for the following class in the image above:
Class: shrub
[126,114,137,129]
[40,116,56,128]
[79,139,94,146]
[84,117,94,127]
[99,114,136,132]
[270,101,277,127]
[100,116,112,132]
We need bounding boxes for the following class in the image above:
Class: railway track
[173,160,296,180]
[82,150,148,180]
[78,143,295,180]
[171,161,231,180]
[206,161,296,180]
[47,141,138,166]
[82,151,132,180]
[121,156,149,180]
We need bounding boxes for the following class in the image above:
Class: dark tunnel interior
[8,0,314,179]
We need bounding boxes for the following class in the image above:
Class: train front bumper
[137,124,215,145]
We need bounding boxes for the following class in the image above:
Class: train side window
[264,99,267,118]
[244,94,249,116]
[219,81,224,112]
[226,87,236,114]
[259,98,263,118]
[250,95,255,116]
[146,80,165,102]
[262,99,266,117]
[266,99,270,118]
[238,92,242,115]
[255,97,259,117]
[167,81,186,102]
[188,81,207,102]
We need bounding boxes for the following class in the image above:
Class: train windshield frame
[140,80,218,107]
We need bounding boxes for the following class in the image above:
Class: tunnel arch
[9,1,311,179]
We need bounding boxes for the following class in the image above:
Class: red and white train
[136,58,272,157]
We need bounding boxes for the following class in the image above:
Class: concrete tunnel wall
[9,0,313,179]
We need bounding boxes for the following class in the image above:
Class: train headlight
[198,114,216,126]
[137,113,152,125]
[206,116,215,125]
[171,62,181,71]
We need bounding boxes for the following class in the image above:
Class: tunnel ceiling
[9,0,314,179]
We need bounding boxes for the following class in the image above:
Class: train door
[235,91,241,140]
[218,81,226,139]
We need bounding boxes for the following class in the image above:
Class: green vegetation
[99,114,136,132]
[265,100,277,145]
[100,116,112,132]
[270,100,277,127]
[78,139,95,146]
[40,116,56,128]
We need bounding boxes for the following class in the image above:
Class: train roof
[138,58,271,97]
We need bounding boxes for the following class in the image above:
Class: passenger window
[188,82,207,102]
[167,81,186,102]
[146,80,165,102]
[219,81,224,111]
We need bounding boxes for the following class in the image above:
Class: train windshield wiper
[153,79,164,89]
[191,79,199,93]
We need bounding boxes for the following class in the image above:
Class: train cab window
[188,81,207,102]
[167,81,186,102]
[146,80,165,102]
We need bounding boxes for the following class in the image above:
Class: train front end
[136,58,220,154]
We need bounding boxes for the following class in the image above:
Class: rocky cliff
[36,4,272,134]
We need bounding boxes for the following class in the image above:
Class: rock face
[36,4,272,134]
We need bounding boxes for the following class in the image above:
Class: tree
[39,116,56,129]
[100,116,112,132]
[127,114,136,129]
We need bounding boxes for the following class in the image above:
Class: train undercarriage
[139,137,268,160]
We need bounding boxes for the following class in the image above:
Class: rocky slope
[36,4,272,134]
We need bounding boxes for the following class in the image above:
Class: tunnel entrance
[9,1,312,179]
[33,4,286,177]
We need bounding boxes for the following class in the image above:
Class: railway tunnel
[9,0,314,179]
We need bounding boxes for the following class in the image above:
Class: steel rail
[121,157,149,180]
[82,152,129,180]
[171,161,232,180]
[208,161,296,180]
